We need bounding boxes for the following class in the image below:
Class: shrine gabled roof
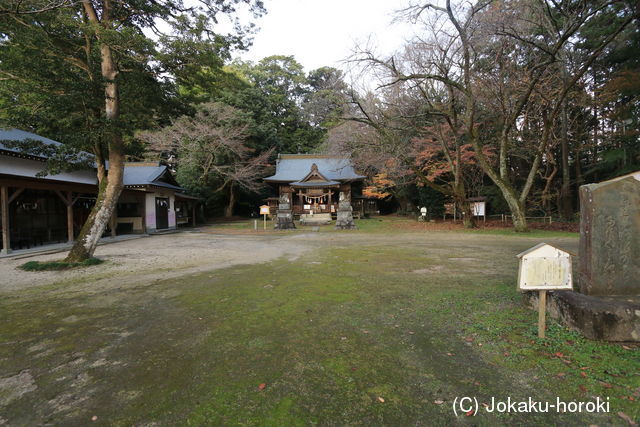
[290,180,341,188]
[123,164,183,191]
[264,154,365,183]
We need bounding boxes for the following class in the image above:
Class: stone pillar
[578,173,640,296]
[335,186,356,230]
[274,188,295,230]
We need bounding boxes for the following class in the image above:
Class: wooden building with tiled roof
[0,128,198,254]
[263,154,365,229]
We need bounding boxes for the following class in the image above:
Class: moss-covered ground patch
[208,215,579,239]
[19,257,103,271]
[0,231,636,425]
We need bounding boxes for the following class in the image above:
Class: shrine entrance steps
[299,213,332,225]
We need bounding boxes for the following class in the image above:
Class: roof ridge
[124,161,160,167]
[0,128,63,146]
[146,166,166,182]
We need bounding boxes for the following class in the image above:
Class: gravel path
[0,228,314,294]
[0,226,578,296]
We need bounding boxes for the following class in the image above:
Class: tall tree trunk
[575,144,583,188]
[542,159,558,214]
[460,199,474,228]
[503,190,528,232]
[94,139,107,184]
[559,96,572,220]
[471,146,530,232]
[224,183,235,217]
[66,148,124,262]
[66,1,124,262]
[454,182,475,228]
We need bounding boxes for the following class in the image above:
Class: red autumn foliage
[412,123,495,183]
[362,173,394,199]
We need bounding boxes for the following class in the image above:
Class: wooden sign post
[538,289,546,338]
[259,205,270,230]
[516,243,574,338]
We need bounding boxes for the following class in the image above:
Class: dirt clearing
[4,222,631,426]
[0,228,311,294]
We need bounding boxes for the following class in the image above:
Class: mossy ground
[211,215,579,239]
[19,257,103,271]
[0,219,637,425]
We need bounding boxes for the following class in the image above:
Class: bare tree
[347,25,483,226]
[353,0,636,231]
[139,102,273,217]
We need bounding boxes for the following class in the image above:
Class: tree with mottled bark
[0,0,264,260]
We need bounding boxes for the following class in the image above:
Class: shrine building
[263,154,365,229]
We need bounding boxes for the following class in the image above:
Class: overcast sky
[237,0,417,74]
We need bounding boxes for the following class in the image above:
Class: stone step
[300,213,332,225]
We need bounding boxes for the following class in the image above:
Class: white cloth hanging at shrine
[305,195,327,203]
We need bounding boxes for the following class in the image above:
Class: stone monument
[579,171,640,295]
[334,186,356,230]
[530,171,640,341]
[274,188,295,229]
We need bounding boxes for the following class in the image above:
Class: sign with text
[516,243,573,291]
[471,201,485,216]
[516,243,573,338]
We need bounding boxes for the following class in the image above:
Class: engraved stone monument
[334,187,356,230]
[579,171,640,295]
[523,171,640,341]
[274,189,295,230]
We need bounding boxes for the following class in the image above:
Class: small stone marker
[516,243,573,338]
